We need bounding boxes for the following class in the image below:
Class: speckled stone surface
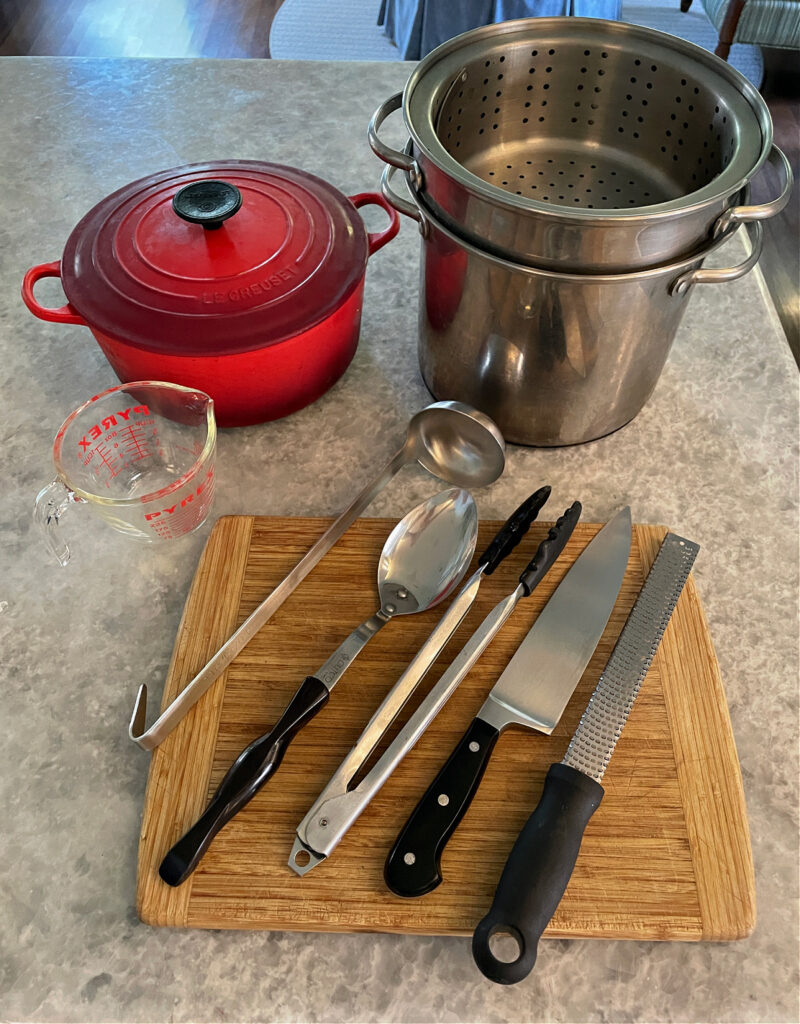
[0,57,797,1023]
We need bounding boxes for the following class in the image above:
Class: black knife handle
[472,763,604,984]
[478,486,551,576]
[159,675,329,887]
[519,501,581,595]
[385,718,500,897]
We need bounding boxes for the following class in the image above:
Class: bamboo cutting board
[137,515,755,940]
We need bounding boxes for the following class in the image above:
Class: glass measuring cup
[34,381,216,566]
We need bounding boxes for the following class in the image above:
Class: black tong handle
[478,486,551,575]
[384,503,581,899]
[159,676,329,887]
[520,501,582,594]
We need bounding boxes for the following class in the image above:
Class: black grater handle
[472,762,604,984]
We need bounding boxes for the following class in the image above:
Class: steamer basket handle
[369,93,424,189]
[713,145,792,237]
[671,220,763,296]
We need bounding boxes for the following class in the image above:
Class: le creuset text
[202,268,296,305]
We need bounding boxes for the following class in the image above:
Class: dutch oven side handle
[22,261,88,326]
[349,192,401,256]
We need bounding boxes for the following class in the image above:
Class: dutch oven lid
[59,161,371,354]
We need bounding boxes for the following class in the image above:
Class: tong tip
[289,837,325,877]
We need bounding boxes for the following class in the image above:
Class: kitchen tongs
[290,500,580,875]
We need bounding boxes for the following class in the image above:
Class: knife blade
[289,502,582,876]
[472,531,699,985]
[384,507,632,898]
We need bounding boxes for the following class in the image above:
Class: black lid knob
[172,180,242,230]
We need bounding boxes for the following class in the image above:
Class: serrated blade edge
[562,532,699,783]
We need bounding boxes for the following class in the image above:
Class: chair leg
[680,0,693,12]
[715,0,747,60]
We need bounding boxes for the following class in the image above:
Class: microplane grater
[562,532,699,784]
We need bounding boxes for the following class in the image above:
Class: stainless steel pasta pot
[382,164,763,447]
[369,18,791,272]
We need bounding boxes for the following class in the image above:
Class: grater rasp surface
[563,532,699,783]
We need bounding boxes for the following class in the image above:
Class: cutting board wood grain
[137,515,755,940]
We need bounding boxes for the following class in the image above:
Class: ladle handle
[158,676,330,887]
[478,486,551,575]
[129,447,408,750]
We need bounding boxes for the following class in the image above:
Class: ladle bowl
[407,401,506,489]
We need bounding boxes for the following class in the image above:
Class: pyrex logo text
[78,405,150,451]
[144,468,214,520]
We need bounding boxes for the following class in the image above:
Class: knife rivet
[319,818,328,828]
[404,852,416,865]
[469,741,480,753]
[437,793,450,807]
[397,588,408,599]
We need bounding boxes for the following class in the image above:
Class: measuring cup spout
[34,479,79,566]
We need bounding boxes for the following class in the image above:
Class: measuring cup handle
[22,261,88,326]
[33,479,79,566]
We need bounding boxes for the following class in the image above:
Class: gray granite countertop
[1,57,798,1024]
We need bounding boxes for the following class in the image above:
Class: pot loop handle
[348,192,401,255]
[22,261,88,326]
[671,219,763,296]
[381,164,431,239]
[368,93,425,191]
[712,145,793,238]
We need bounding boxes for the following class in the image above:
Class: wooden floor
[1,0,797,362]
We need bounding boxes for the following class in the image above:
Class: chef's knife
[289,502,582,876]
[385,507,632,898]
[472,531,699,985]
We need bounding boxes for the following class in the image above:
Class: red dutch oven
[22,161,400,427]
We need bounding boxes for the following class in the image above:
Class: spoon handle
[158,675,330,887]
[314,611,391,690]
[129,448,408,750]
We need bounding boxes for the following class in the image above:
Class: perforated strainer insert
[406,19,767,214]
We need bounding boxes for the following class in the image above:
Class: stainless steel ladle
[129,401,505,750]
[158,487,479,887]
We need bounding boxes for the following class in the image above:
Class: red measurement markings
[119,423,154,462]
[93,442,122,486]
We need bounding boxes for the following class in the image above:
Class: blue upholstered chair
[679,0,800,59]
